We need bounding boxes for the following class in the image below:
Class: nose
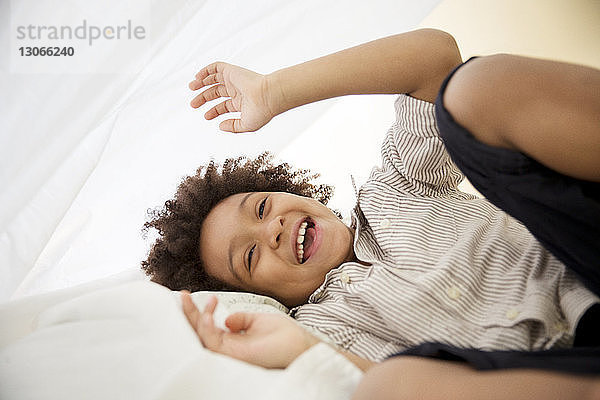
[262,215,284,249]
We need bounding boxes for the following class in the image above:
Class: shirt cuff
[283,343,363,399]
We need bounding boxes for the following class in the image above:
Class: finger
[201,73,223,87]
[205,99,236,120]
[219,119,245,133]
[225,312,253,333]
[196,303,226,350]
[203,294,218,314]
[181,292,229,353]
[194,62,220,80]
[189,73,223,91]
[190,84,228,108]
[181,291,201,328]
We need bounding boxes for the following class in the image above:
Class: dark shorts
[436,57,600,296]
[389,57,600,374]
[399,341,600,375]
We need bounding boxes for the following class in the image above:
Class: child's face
[199,192,355,307]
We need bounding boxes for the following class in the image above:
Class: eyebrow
[239,192,253,211]
[228,240,242,282]
[227,193,254,281]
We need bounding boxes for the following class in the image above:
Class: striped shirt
[291,95,599,362]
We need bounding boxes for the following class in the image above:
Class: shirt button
[340,272,351,284]
[554,322,568,333]
[379,218,391,229]
[505,308,520,320]
[446,286,461,300]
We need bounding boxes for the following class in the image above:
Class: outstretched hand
[181,291,319,369]
[189,62,279,133]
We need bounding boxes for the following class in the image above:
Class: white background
[1,0,598,301]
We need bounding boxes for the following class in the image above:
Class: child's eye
[247,244,256,272]
[258,197,267,219]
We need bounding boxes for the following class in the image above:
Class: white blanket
[3,0,597,398]
[1,1,443,398]
[0,279,362,400]
[0,0,440,302]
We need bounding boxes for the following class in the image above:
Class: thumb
[219,119,246,133]
[225,312,254,333]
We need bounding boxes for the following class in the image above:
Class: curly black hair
[141,152,334,292]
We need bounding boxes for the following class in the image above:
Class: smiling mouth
[295,217,317,264]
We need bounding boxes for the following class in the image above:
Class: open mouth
[294,217,317,264]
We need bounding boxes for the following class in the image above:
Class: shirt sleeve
[371,94,465,197]
[284,343,363,398]
[296,311,410,363]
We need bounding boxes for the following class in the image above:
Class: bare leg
[352,356,600,400]
[436,54,600,295]
[443,54,600,182]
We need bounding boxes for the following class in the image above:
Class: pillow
[175,290,289,330]
[188,291,289,313]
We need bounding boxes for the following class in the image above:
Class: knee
[352,358,418,400]
[352,360,397,400]
[442,54,516,150]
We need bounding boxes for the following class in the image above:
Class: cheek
[259,256,288,282]
[256,257,303,289]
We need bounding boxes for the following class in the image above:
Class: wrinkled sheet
[0,1,442,398]
[0,279,362,400]
[3,0,599,398]
[0,0,439,302]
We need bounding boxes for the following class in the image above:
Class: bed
[0,278,363,399]
[2,0,598,398]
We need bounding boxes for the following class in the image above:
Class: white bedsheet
[5,0,596,398]
[1,1,443,398]
[0,279,362,400]
[0,0,440,302]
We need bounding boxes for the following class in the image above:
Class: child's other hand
[181,291,319,369]
[189,62,278,133]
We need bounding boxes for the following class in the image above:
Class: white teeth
[296,221,309,263]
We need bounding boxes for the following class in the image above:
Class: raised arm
[189,29,461,132]
[269,28,461,112]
